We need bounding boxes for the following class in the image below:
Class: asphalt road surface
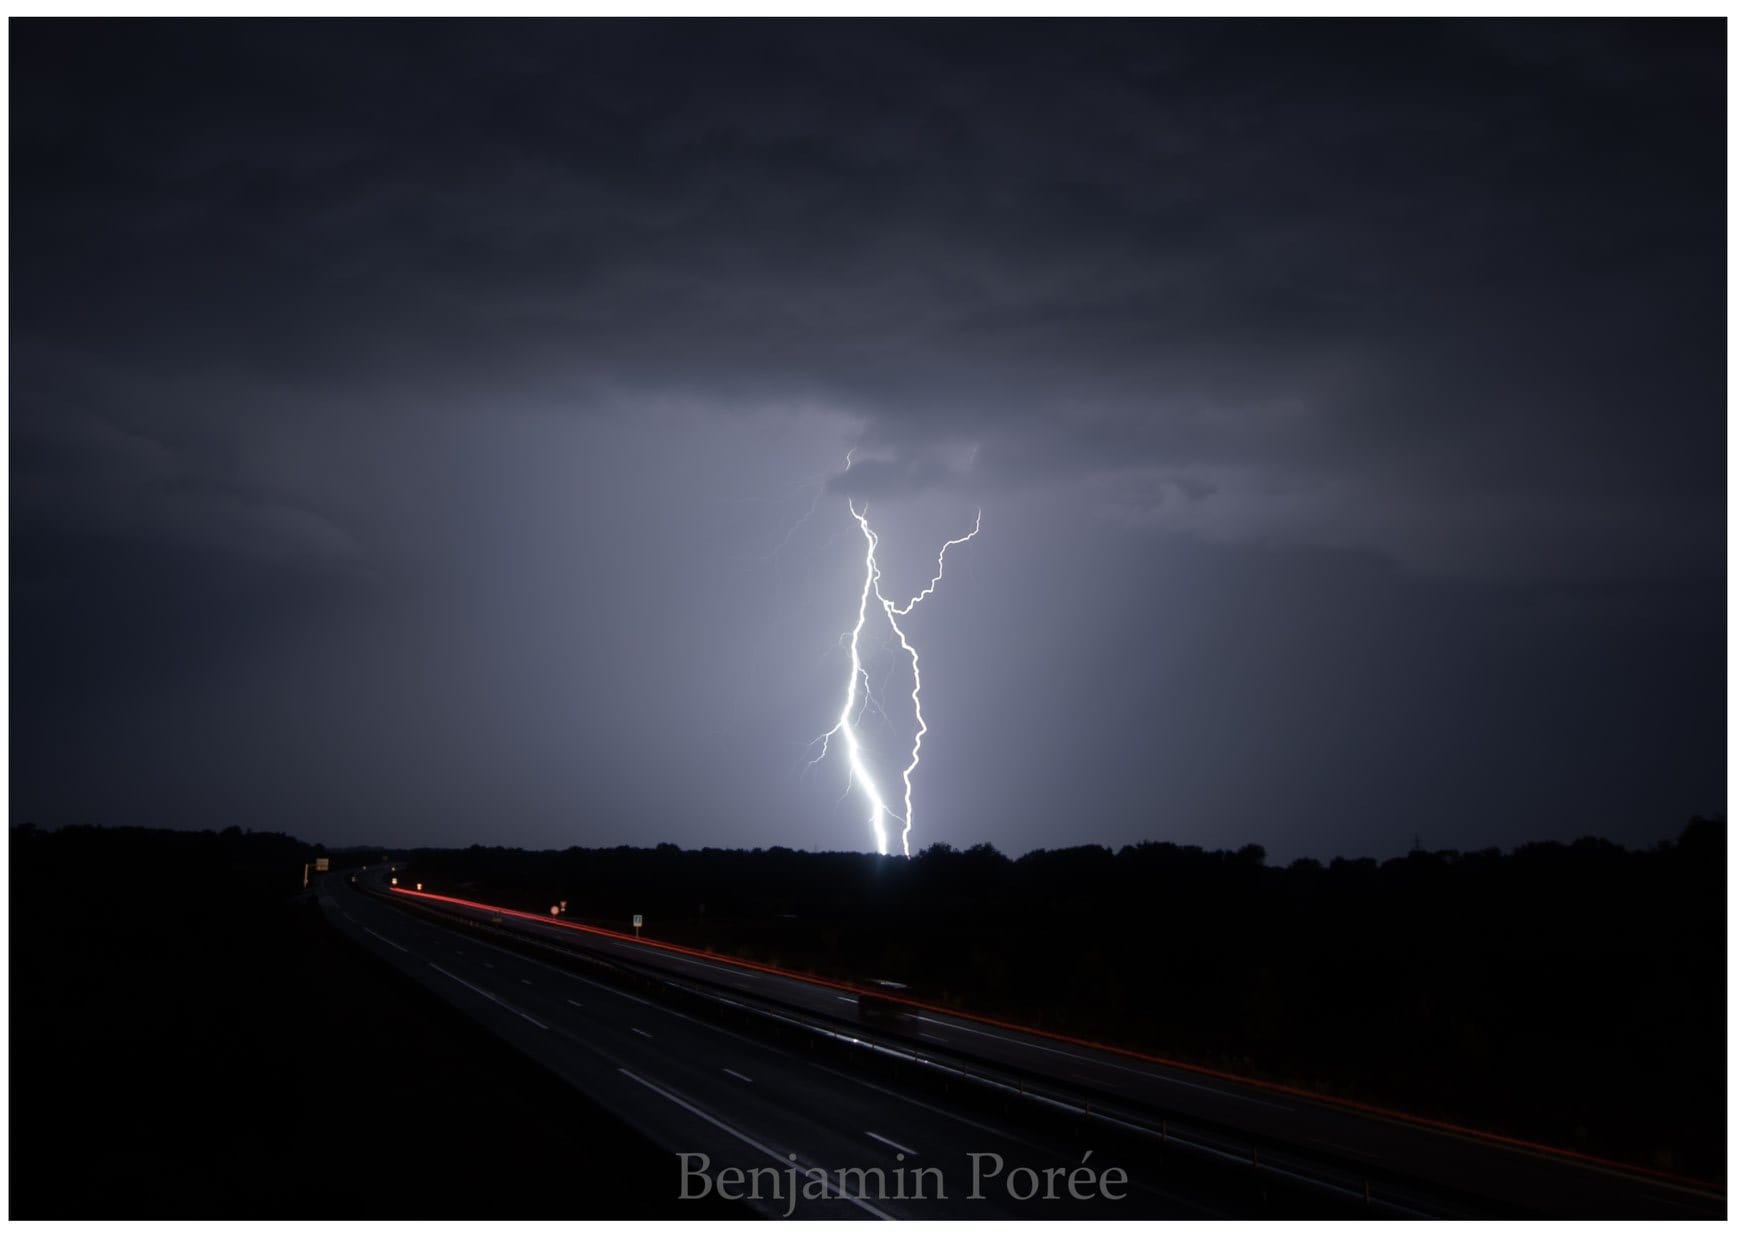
[321,870,1223,1219]
[320,867,1723,1220]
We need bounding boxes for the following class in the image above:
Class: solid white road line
[614,941,763,982]
[428,963,549,1030]
[363,927,409,953]
[916,1016,1291,1110]
[617,1068,892,1220]
[568,972,655,1008]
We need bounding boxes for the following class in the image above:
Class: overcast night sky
[11,19,1724,861]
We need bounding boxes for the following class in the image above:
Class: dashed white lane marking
[617,1069,891,1220]
[723,1068,753,1084]
[865,1130,919,1158]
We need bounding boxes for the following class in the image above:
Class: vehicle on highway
[856,978,919,1029]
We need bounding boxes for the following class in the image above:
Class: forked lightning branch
[808,497,981,857]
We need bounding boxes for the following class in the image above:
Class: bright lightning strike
[810,502,899,854]
[808,493,982,857]
[890,510,982,618]
[880,508,980,858]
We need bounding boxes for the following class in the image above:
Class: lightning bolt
[880,508,981,858]
[764,449,855,564]
[809,501,900,854]
[890,510,982,618]
[808,487,981,857]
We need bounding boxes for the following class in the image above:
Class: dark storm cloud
[11,20,1723,856]
[16,21,1721,576]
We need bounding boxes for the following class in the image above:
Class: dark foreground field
[11,817,1726,1209]
[10,825,744,1219]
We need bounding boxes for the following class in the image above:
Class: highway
[318,868,1223,1219]
[321,867,1724,1219]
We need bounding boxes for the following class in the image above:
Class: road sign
[632,913,643,937]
